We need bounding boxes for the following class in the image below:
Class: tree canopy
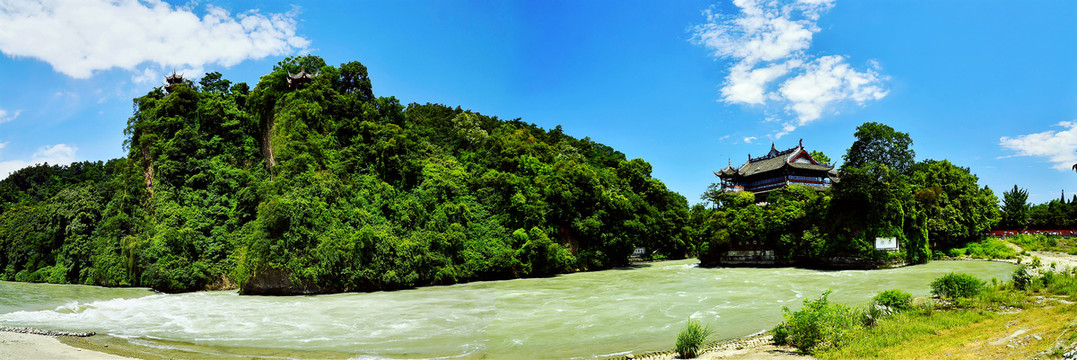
[908,159,998,248]
[841,122,915,174]
[809,150,831,165]
[0,56,691,294]
[1000,185,1030,230]
[695,122,996,267]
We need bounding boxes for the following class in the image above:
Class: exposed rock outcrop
[240,268,324,295]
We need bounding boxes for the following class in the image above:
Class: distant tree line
[999,184,1077,230]
[0,56,691,294]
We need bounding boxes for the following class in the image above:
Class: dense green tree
[1027,199,1073,230]
[828,162,912,259]
[199,72,231,94]
[809,150,831,165]
[908,160,998,248]
[828,122,926,262]
[694,122,1004,266]
[1000,185,1030,230]
[0,56,691,294]
[841,122,915,175]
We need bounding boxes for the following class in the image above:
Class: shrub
[1012,266,1032,290]
[930,272,985,299]
[947,238,1017,260]
[963,238,1017,259]
[1008,233,1064,252]
[675,319,714,358]
[862,303,884,326]
[1043,271,1077,297]
[873,289,913,311]
[974,283,1028,309]
[773,289,863,354]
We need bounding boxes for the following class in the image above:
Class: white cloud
[723,62,794,105]
[694,0,827,65]
[0,108,20,124]
[779,55,887,126]
[54,91,79,99]
[1000,121,1077,171]
[0,143,78,180]
[743,136,758,143]
[0,1,310,79]
[131,68,159,85]
[692,0,888,138]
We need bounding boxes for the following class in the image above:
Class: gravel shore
[0,327,134,359]
[607,333,811,360]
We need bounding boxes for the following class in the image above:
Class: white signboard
[875,237,898,250]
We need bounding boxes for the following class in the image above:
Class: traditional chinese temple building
[715,139,838,197]
[164,71,185,93]
[287,69,314,89]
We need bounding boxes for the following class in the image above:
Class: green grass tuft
[930,273,985,299]
[675,319,714,358]
[773,289,864,355]
[949,238,1016,259]
[873,289,913,311]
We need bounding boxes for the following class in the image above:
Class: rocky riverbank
[607,333,809,360]
[0,326,133,359]
[0,325,95,337]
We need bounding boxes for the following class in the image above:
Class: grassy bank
[945,237,1018,259]
[773,265,1077,360]
[945,235,1077,260]
[1008,234,1077,255]
[820,304,1077,359]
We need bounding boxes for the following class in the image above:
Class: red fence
[984,230,1077,237]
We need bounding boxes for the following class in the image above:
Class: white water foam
[0,259,1018,359]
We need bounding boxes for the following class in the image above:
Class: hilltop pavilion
[715,139,838,196]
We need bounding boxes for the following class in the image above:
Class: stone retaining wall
[717,250,787,266]
[605,333,774,360]
[708,250,907,269]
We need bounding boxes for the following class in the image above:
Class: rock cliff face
[240,268,323,295]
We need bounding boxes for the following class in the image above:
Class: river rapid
[0,259,1015,359]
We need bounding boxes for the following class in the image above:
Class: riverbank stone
[0,326,94,337]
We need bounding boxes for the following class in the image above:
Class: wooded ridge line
[0,56,691,294]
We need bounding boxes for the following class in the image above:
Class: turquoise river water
[0,259,1015,359]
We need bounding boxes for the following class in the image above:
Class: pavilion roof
[288,69,314,80]
[717,140,835,179]
[164,71,184,83]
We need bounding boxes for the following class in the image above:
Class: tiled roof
[288,69,314,80]
[718,142,835,178]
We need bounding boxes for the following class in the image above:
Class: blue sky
[1,0,1075,206]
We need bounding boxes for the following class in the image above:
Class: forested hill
[0,56,691,294]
